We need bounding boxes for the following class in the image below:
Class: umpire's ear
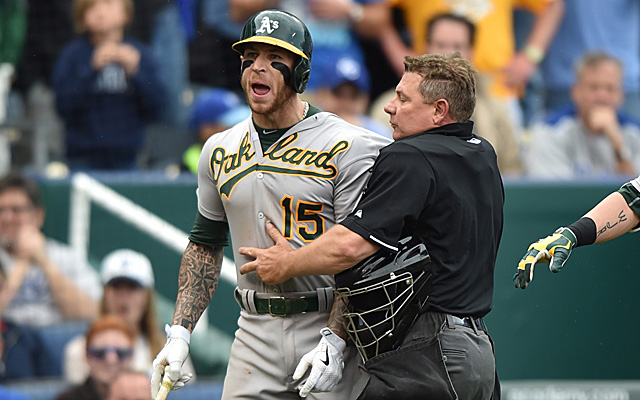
[433,98,450,124]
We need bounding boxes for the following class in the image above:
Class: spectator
[539,0,640,121]
[380,0,564,132]
[106,370,151,400]
[309,53,393,139]
[426,13,521,175]
[63,249,195,383]
[0,172,100,381]
[52,0,166,170]
[131,0,192,170]
[55,315,135,400]
[183,88,251,175]
[9,0,74,172]
[189,0,246,92]
[525,52,640,179]
[372,13,523,175]
[0,0,27,175]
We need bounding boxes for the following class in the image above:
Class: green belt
[253,295,319,316]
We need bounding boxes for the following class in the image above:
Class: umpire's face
[385,72,440,140]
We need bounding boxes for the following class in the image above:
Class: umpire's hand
[239,222,294,284]
[515,227,576,289]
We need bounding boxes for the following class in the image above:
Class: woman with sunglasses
[56,315,134,400]
[62,249,196,384]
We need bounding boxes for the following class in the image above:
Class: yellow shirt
[392,0,553,97]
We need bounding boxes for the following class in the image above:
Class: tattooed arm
[327,295,348,341]
[173,241,224,332]
[584,192,640,244]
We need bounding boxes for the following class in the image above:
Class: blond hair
[403,52,477,122]
[72,0,134,33]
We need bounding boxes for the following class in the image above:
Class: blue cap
[190,88,250,131]
[315,55,370,93]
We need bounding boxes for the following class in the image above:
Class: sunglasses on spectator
[87,346,133,360]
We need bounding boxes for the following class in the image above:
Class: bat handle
[155,375,173,400]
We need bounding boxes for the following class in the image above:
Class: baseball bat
[154,373,173,400]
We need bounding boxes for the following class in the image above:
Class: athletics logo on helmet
[255,16,279,34]
[232,10,313,93]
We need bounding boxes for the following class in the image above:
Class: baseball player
[515,175,640,289]
[150,9,390,400]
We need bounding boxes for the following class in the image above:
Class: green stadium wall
[38,176,640,380]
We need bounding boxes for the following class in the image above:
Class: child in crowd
[52,0,166,170]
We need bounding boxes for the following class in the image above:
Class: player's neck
[252,98,308,129]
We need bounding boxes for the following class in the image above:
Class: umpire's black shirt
[341,122,504,318]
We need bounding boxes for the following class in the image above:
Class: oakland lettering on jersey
[211,132,351,197]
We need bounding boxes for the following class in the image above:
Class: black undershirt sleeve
[567,217,596,247]
[188,211,229,247]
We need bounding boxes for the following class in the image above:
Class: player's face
[571,60,624,114]
[384,72,438,140]
[0,189,44,250]
[240,43,298,116]
[426,19,473,60]
[86,328,133,387]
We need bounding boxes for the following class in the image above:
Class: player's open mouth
[252,83,271,96]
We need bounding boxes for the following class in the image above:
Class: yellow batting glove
[514,227,576,289]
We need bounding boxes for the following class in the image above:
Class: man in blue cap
[183,88,251,174]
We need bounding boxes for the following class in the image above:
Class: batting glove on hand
[515,227,576,289]
[151,325,193,398]
[293,327,346,398]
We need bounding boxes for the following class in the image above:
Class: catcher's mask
[335,236,432,362]
[233,9,313,93]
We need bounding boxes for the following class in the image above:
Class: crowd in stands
[1,0,639,180]
[0,0,640,398]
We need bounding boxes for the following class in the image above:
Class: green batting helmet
[233,10,313,93]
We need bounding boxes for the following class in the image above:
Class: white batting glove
[293,327,346,398]
[151,325,193,398]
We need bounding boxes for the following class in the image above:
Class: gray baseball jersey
[196,111,390,293]
[195,109,390,399]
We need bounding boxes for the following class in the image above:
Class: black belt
[453,316,487,332]
[250,295,319,316]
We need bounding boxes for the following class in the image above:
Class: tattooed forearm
[173,242,224,331]
[597,210,628,237]
[328,295,348,341]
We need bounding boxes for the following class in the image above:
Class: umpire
[240,52,504,400]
